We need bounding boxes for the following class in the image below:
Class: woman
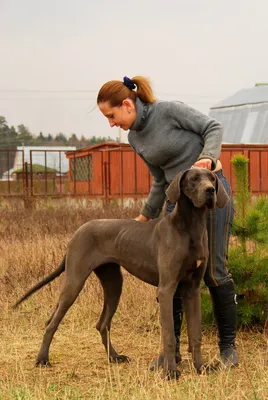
[97,76,238,367]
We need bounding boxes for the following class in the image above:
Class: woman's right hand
[134,214,150,222]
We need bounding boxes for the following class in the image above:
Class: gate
[0,149,74,199]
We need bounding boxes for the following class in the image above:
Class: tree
[229,154,268,327]
[80,135,87,148]
[8,126,19,147]
[0,116,11,148]
[55,132,68,144]
[0,116,7,127]
[201,155,268,329]
[68,133,79,147]
[17,124,33,145]
[38,132,45,140]
[0,115,118,149]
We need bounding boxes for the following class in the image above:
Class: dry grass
[0,206,267,400]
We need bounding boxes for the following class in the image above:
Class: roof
[209,102,268,143]
[209,84,268,144]
[66,142,130,158]
[13,163,59,174]
[211,84,268,109]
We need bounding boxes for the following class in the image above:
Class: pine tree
[229,154,268,327]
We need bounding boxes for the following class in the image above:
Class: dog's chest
[187,237,207,264]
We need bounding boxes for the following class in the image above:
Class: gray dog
[14,168,229,379]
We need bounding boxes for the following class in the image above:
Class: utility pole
[118,127,122,143]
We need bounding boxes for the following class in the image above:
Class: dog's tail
[13,256,66,309]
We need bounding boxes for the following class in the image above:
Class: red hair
[97,76,156,106]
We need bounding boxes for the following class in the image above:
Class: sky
[1,0,268,141]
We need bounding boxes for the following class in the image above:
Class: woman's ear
[122,98,135,112]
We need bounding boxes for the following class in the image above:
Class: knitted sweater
[128,98,223,219]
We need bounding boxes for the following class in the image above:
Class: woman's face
[98,99,136,131]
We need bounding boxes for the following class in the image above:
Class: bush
[228,154,268,328]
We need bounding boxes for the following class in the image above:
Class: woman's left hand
[134,214,151,222]
[193,159,212,170]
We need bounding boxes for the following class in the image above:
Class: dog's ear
[215,175,230,208]
[166,170,188,203]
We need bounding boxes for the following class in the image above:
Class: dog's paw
[35,359,52,368]
[149,354,164,371]
[109,354,130,363]
[195,363,209,375]
[163,369,181,380]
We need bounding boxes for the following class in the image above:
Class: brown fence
[66,144,268,200]
[220,144,268,194]
[0,145,267,203]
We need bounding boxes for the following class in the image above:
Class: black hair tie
[123,76,136,90]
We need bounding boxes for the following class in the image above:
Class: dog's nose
[206,187,215,195]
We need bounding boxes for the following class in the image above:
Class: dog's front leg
[184,286,204,373]
[157,282,180,380]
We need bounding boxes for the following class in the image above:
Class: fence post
[23,162,30,209]
[103,161,109,206]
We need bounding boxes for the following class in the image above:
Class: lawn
[0,206,267,399]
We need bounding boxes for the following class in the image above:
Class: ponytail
[97,76,156,106]
[131,76,157,104]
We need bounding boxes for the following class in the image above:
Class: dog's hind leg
[36,272,89,367]
[45,303,59,327]
[94,263,129,363]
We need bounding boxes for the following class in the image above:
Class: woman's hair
[97,76,157,106]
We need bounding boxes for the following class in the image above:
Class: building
[209,83,268,144]
[66,142,268,197]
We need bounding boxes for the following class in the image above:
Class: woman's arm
[137,154,167,219]
[169,101,223,169]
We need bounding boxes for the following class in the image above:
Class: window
[70,155,93,181]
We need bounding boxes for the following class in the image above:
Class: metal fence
[0,147,267,206]
[0,149,69,198]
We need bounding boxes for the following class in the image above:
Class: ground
[0,206,267,399]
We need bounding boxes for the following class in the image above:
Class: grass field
[0,206,267,400]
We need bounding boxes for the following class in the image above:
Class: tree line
[0,116,117,149]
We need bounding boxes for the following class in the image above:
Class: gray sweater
[128,98,223,219]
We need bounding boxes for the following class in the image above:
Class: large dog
[14,168,229,379]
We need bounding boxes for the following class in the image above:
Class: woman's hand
[134,214,150,222]
[193,159,212,170]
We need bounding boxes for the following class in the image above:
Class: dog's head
[166,168,230,209]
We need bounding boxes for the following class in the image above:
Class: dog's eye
[192,176,199,182]
[210,175,216,183]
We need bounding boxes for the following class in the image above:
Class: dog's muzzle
[205,187,216,209]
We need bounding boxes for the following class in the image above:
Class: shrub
[229,154,268,327]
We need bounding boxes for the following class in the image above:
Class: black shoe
[209,281,239,367]
[220,345,239,367]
